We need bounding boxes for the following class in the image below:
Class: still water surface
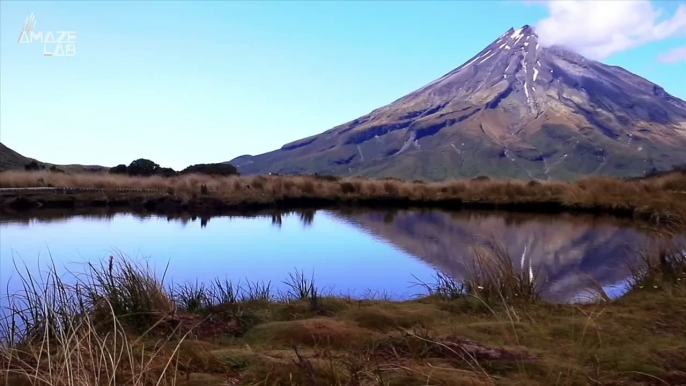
[1,209,682,303]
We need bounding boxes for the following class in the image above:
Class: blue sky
[1,1,685,170]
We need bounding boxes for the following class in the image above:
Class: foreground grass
[1,170,686,224]
[1,246,685,385]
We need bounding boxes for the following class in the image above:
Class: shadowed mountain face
[330,209,683,302]
[0,142,107,173]
[230,25,686,181]
[0,142,35,172]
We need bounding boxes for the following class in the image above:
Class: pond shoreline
[2,250,685,385]
[2,191,683,227]
[2,171,685,227]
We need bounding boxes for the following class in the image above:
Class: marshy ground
[1,170,685,225]
[1,244,684,386]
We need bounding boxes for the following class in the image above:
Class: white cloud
[658,46,686,63]
[535,1,686,59]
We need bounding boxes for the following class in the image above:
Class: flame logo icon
[18,13,36,43]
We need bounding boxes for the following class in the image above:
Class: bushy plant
[128,158,160,176]
[24,161,44,171]
[109,164,128,174]
[181,163,239,176]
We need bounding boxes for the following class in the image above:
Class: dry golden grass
[0,296,187,386]
[2,171,685,223]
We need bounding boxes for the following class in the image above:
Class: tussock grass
[466,241,541,303]
[413,271,466,300]
[0,257,187,386]
[2,170,686,223]
[1,256,175,346]
[0,311,188,386]
[413,242,542,304]
[283,270,322,312]
[174,278,274,312]
[85,257,175,332]
[209,278,241,304]
[628,245,686,292]
[173,280,212,313]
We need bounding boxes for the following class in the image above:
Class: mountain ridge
[229,25,686,181]
[0,142,37,172]
[0,142,106,174]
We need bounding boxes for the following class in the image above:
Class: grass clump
[173,280,212,313]
[628,245,686,292]
[466,241,541,303]
[242,280,273,302]
[85,256,176,332]
[0,257,187,386]
[209,277,241,304]
[413,271,466,300]
[283,270,322,312]
[3,255,175,345]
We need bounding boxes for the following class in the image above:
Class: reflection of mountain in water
[5,207,681,302]
[330,210,676,302]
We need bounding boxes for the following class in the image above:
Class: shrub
[156,167,177,177]
[109,164,128,174]
[181,163,239,176]
[128,159,160,176]
[24,161,44,171]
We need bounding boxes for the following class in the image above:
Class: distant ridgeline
[24,161,67,174]
[109,159,240,177]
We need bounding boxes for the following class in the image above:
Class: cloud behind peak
[535,1,686,60]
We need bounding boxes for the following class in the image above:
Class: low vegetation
[108,159,239,177]
[1,169,685,225]
[22,161,66,174]
[1,244,684,385]
[181,163,240,177]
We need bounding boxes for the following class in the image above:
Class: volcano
[229,25,686,181]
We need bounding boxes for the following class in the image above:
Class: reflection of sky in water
[0,212,436,301]
[569,281,633,303]
[1,210,682,304]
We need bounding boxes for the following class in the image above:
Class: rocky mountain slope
[229,25,686,181]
